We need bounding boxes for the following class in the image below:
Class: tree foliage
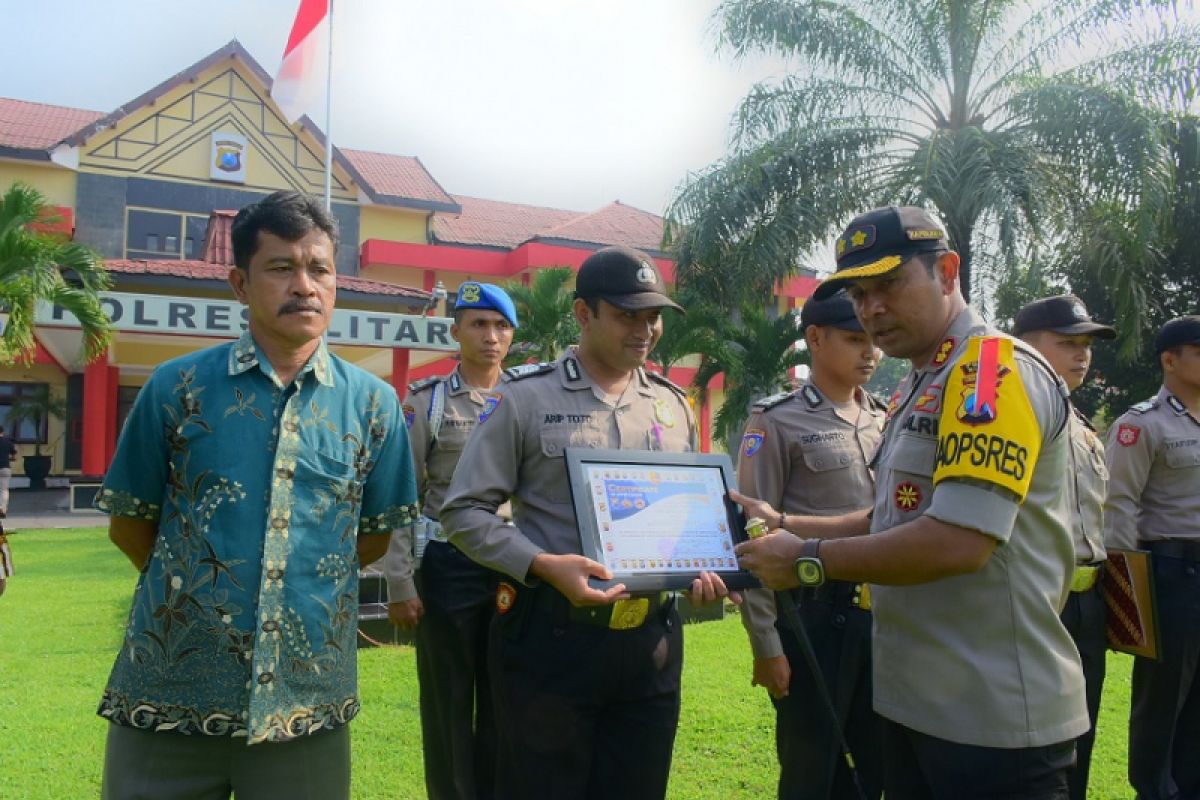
[666,0,1197,308]
[502,267,579,366]
[0,182,112,364]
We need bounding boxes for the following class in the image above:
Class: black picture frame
[565,447,761,592]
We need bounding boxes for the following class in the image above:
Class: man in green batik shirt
[95,191,418,800]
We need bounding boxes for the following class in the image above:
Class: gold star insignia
[851,230,868,247]
[836,238,847,256]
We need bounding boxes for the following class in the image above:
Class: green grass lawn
[1,528,1135,798]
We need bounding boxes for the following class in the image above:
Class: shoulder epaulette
[1129,398,1159,415]
[407,376,440,394]
[647,370,689,399]
[504,362,555,381]
[753,391,794,411]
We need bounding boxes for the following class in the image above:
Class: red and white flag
[271,0,330,123]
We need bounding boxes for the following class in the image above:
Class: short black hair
[230,191,339,271]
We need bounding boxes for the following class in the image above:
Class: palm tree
[502,267,580,365]
[693,304,808,450]
[649,290,728,383]
[0,182,112,364]
[666,0,1196,307]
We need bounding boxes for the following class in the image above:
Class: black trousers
[773,587,883,800]
[488,585,683,800]
[415,541,500,800]
[1059,583,1107,800]
[882,720,1074,800]
[1129,548,1200,800]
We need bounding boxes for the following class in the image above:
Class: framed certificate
[1102,548,1161,661]
[565,447,761,592]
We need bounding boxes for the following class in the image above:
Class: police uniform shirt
[386,367,510,603]
[737,382,884,658]
[1068,406,1108,564]
[440,349,697,583]
[1104,386,1200,550]
[869,307,1088,749]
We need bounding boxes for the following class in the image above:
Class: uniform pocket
[800,443,867,509]
[1164,441,1200,469]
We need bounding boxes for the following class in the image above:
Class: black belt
[799,579,872,611]
[515,583,672,631]
[1142,539,1200,562]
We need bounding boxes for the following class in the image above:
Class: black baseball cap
[800,292,864,332]
[1012,295,1116,339]
[574,245,684,314]
[814,206,949,300]
[1154,315,1200,354]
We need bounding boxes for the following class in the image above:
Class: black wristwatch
[793,539,825,588]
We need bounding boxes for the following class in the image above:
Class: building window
[0,382,51,444]
[126,209,210,261]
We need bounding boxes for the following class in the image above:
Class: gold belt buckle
[853,583,871,610]
[609,598,650,630]
[1071,565,1099,592]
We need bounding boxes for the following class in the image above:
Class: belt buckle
[853,583,871,610]
[1071,565,1099,592]
[608,598,649,630]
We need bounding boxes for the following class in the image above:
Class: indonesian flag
[271,0,330,123]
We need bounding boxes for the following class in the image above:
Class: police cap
[1154,315,1200,354]
[814,206,949,300]
[799,292,864,332]
[574,246,684,314]
[454,281,519,328]
[1012,295,1115,339]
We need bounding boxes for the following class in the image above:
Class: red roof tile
[432,195,581,249]
[340,149,457,208]
[104,259,429,300]
[535,201,666,253]
[200,210,238,266]
[0,97,104,151]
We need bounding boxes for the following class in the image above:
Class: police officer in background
[1104,315,1200,800]
[385,282,517,800]
[736,292,885,800]
[441,245,731,800]
[736,206,1087,799]
[1013,295,1116,800]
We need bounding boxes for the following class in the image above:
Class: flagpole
[323,0,334,211]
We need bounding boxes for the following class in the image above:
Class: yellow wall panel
[358,207,428,244]
[0,163,77,207]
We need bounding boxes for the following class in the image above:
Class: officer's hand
[530,553,629,607]
[388,597,424,631]
[752,655,791,700]
[689,570,740,607]
[729,490,779,529]
[735,531,805,590]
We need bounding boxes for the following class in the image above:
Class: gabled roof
[0,97,104,157]
[340,149,459,213]
[105,259,428,302]
[432,194,581,250]
[533,201,666,254]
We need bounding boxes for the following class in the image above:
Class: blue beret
[453,282,518,328]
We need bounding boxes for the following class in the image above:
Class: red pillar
[105,366,119,466]
[82,356,114,477]
[699,395,712,454]
[392,348,411,400]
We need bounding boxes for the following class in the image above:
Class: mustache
[278,299,323,315]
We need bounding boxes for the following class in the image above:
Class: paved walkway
[3,488,106,531]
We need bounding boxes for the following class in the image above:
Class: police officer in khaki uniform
[737,293,885,800]
[735,206,1087,800]
[1104,315,1200,800]
[1013,295,1116,800]
[441,246,731,800]
[384,282,518,800]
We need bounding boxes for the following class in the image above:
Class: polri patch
[741,429,766,458]
[403,404,416,429]
[1116,423,1141,447]
[479,394,502,423]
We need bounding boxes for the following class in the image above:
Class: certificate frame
[1102,548,1161,661]
[565,447,761,592]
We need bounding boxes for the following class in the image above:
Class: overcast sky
[2,0,788,215]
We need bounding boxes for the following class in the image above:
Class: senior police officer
[440,245,731,800]
[736,292,886,800]
[384,281,518,800]
[1013,295,1116,800]
[1104,315,1200,800]
[735,206,1087,799]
